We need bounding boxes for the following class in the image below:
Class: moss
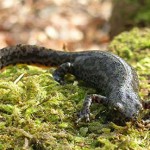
[109,28,150,60]
[0,30,150,149]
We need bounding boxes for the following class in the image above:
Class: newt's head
[110,87,143,122]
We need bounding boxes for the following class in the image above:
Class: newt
[0,44,148,123]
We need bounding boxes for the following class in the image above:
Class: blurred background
[0,0,112,50]
[0,0,150,51]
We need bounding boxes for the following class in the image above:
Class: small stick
[14,73,25,84]
[62,43,69,52]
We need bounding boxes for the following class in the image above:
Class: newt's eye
[114,102,124,112]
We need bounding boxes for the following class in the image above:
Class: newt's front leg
[76,94,109,123]
[53,62,74,85]
[52,63,109,123]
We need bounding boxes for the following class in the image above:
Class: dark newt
[0,44,148,123]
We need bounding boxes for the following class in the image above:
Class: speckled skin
[0,44,144,122]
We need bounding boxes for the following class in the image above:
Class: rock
[110,0,150,38]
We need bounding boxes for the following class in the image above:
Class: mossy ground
[0,28,150,149]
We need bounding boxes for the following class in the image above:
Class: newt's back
[72,52,138,96]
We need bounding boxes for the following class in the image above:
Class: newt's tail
[0,44,83,68]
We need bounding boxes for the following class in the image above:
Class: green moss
[109,28,150,60]
[0,30,150,149]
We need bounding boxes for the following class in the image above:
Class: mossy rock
[109,28,150,61]
[110,0,150,37]
[0,29,150,149]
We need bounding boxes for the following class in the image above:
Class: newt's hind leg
[76,94,109,123]
[53,62,74,85]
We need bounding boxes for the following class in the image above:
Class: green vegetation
[0,28,150,149]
